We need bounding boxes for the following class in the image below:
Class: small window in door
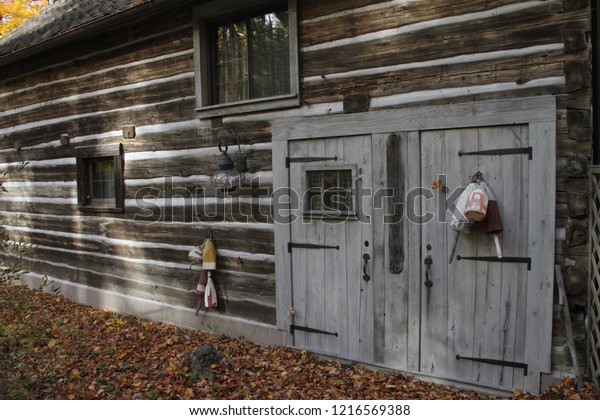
[304,169,354,216]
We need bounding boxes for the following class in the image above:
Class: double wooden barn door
[274,97,556,394]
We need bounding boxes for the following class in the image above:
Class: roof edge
[0,0,195,69]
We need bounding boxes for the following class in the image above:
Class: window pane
[214,20,248,104]
[90,158,115,200]
[210,6,289,105]
[249,10,289,99]
[305,170,353,213]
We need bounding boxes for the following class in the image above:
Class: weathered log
[565,61,591,92]
[563,258,588,295]
[567,191,589,218]
[565,219,588,247]
[565,154,589,178]
[567,109,591,142]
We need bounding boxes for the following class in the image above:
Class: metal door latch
[363,253,371,282]
[424,246,433,288]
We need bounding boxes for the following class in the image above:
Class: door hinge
[286,156,338,168]
[458,146,533,160]
[290,324,338,337]
[288,242,340,253]
[456,255,532,271]
[456,354,528,376]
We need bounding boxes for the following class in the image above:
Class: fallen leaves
[512,376,598,400]
[0,284,597,400]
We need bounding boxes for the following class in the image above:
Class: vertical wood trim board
[525,119,557,393]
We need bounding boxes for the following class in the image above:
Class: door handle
[362,253,371,282]
[424,254,433,288]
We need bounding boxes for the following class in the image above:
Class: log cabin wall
[296,0,592,379]
[0,3,278,332]
[0,0,592,379]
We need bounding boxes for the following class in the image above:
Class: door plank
[472,126,507,386]
[496,125,529,389]
[419,130,449,376]
[406,131,422,373]
[342,137,363,361]
[359,135,375,362]
[323,137,349,356]
[524,121,556,394]
[289,140,308,349]
[273,135,292,332]
[304,139,327,353]
[372,133,388,364]
[383,132,410,369]
[444,127,479,383]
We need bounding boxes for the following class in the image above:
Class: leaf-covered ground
[0,284,597,400]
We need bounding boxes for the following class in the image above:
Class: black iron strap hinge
[290,324,338,337]
[288,242,340,253]
[456,255,532,271]
[458,147,533,160]
[456,354,528,376]
[286,156,338,168]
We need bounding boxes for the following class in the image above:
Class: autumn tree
[0,0,54,37]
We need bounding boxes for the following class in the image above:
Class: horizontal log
[301,0,519,48]
[21,258,276,324]
[125,182,273,201]
[0,166,77,183]
[1,211,275,254]
[125,148,273,178]
[0,119,272,162]
[0,97,198,151]
[556,91,593,111]
[303,49,566,103]
[0,199,274,224]
[302,1,581,77]
[314,82,565,117]
[5,228,275,277]
[21,245,275,297]
[299,0,387,22]
[0,184,75,199]
[0,41,194,112]
[0,76,195,130]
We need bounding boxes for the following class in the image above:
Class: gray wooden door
[418,125,531,390]
[287,135,375,362]
[274,97,556,394]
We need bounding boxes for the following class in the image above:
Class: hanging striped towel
[196,270,207,296]
[205,272,218,308]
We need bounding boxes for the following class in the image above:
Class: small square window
[76,144,124,213]
[304,169,354,216]
[194,0,299,118]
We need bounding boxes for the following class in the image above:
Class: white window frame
[193,0,299,119]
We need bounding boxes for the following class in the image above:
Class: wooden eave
[0,0,197,69]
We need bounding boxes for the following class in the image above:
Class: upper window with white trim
[193,0,299,118]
